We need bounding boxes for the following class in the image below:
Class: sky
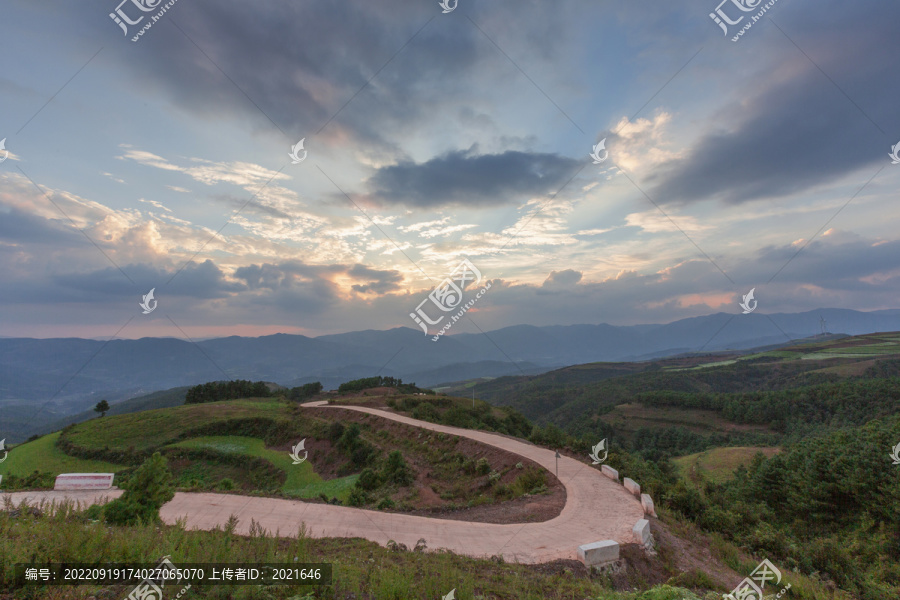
[1,0,899,340]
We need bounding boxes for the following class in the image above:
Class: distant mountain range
[2,307,899,441]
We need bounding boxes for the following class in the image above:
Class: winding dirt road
[3,401,644,564]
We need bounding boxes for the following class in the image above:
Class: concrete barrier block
[623,477,640,497]
[54,473,115,491]
[600,465,619,481]
[577,540,619,567]
[633,518,651,547]
[641,493,657,517]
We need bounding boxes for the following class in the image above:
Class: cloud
[348,264,404,294]
[366,149,581,208]
[645,14,900,205]
[542,269,583,288]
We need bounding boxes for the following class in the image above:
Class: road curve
[2,401,644,564]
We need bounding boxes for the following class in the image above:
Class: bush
[217,478,235,490]
[475,458,490,475]
[513,467,547,495]
[411,402,439,421]
[346,487,368,507]
[376,498,395,510]
[383,450,414,486]
[0,470,56,491]
[357,468,381,491]
[443,407,472,428]
[664,480,707,521]
[327,422,345,443]
[493,484,513,500]
[103,452,174,526]
[351,444,374,467]
[103,499,147,526]
[338,423,361,452]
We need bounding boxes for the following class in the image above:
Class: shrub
[443,407,472,428]
[493,484,513,500]
[217,478,235,490]
[338,423,361,451]
[664,480,707,521]
[357,468,381,491]
[351,444,374,467]
[376,498,395,510]
[327,422,345,443]
[513,467,547,495]
[383,450,414,486]
[475,458,490,475]
[346,487,368,507]
[411,402,439,421]
[103,498,146,526]
[103,452,174,526]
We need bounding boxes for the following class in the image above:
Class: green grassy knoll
[165,435,358,500]
[0,432,125,480]
[673,446,780,484]
[63,397,285,452]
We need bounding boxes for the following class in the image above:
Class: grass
[672,446,781,484]
[165,436,358,501]
[64,398,285,452]
[0,432,126,480]
[0,498,849,600]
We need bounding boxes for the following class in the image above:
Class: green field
[673,446,781,483]
[165,435,358,500]
[0,432,126,480]
[63,398,285,451]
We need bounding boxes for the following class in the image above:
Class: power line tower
[819,316,828,336]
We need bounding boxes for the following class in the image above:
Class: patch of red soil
[299,406,566,525]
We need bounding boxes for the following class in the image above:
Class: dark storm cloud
[647,7,900,205]
[53,260,241,299]
[233,261,338,290]
[366,149,580,207]
[348,264,403,294]
[0,205,85,246]
[232,260,344,314]
[90,0,488,149]
[756,235,900,291]
[234,260,402,295]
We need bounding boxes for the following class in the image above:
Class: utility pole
[555,449,560,478]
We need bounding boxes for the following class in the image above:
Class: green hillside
[672,446,781,484]
[0,431,126,479]
[2,389,556,513]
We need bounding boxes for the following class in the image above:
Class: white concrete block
[633,518,651,547]
[623,477,640,497]
[54,473,115,490]
[577,540,619,567]
[641,493,657,517]
[600,465,619,481]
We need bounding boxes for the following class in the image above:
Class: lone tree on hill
[94,399,110,417]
